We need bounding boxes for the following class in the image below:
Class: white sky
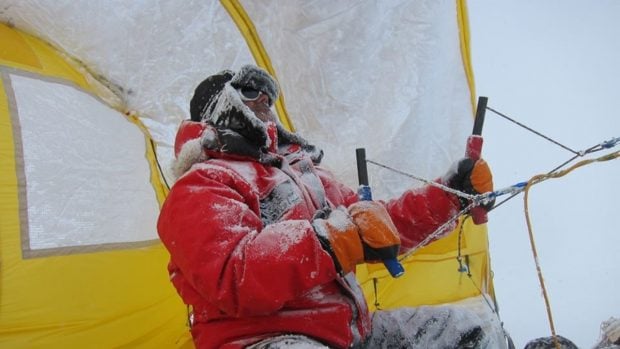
[468,1,620,348]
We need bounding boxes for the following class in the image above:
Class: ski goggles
[238,87,272,106]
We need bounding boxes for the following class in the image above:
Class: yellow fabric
[0,23,190,348]
[457,0,478,113]
[1,1,492,346]
[0,23,42,69]
[0,24,89,91]
[355,2,497,310]
[356,218,493,310]
[220,0,295,132]
[126,112,170,205]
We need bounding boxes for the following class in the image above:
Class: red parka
[157,121,461,349]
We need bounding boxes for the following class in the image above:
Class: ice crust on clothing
[245,295,507,348]
[257,222,307,256]
[324,207,352,231]
[208,83,269,147]
[247,334,329,348]
[366,295,507,349]
[349,201,395,233]
[594,317,620,349]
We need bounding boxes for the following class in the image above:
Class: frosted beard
[202,82,323,164]
[204,83,271,149]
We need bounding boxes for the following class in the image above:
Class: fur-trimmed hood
[172,65,323,180]
[171,120,323,180]
[190,65,281,149]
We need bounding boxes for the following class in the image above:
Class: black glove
[201,125,281,166]
[447,158,495,210]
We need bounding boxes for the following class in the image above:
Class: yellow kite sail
[0,1,500,347]
[0,22,192,348]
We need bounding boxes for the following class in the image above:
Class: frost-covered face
[240,89,276,123]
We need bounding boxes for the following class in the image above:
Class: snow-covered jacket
[157,120,462,349]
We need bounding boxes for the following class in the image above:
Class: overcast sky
[468,2,620,348]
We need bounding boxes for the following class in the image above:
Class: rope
[488,135,619,211]
[372,147,618,348]
[367,104,617,348]
[150,138,171,190]
[521,150,619,349]
[364,106,617,348]
[455,217,519,348]
[486,104,618,211]
[368,147,618,255]
[523,178,559,349]
[369,136,618,212]
[366,159,476,201]
[486,106,580,155]
[456,219,468,273]
[398,202,476,262]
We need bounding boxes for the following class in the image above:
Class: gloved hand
[312,202,401,275]
[447,158,494,210]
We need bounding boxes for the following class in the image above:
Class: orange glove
[313,202,401,275]
[448,158,494,209]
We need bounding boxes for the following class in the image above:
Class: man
[158,65,497,348]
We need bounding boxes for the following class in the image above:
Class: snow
[247,334,329,348]
[367,295,507,348]
[322,207,353,232]
[209,83,268,144]
[595,317,620,348]
[253,302,508,349]
[264,222,306,255]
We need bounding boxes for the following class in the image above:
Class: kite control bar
[466,96,489,224]
[356,148,405,278]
